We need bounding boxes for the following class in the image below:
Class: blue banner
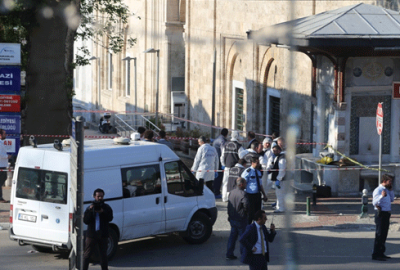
[0,114,21,134]
[0,66,20,93]
[3,135,20,155]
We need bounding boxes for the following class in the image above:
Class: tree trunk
[24,1,74,145]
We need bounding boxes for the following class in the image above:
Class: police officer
[220,131,245,201]
[241,157,268,224]
[227,159,247,193]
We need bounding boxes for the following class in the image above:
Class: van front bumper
[209,207,218,225]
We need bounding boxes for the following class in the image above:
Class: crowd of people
[188,128,287,269]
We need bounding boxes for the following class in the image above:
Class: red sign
[393,82,400,99]
[0,95,20,112]
[376,103,383,135]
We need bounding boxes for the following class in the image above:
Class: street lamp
[143,48,160,127]
[89,56,101,108]
[122,56,137,113]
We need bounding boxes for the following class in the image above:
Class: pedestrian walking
[213,128,228,198]
[0,129,11,203]
[372,174,394,261]
[266,144,287,213]
[241,157,268,224]
[226,177,249,260]
[220,130,245,201]
[240,210,276,270]
[191,136,219,191]
[83,188,114,270]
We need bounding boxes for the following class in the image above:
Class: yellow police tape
[324,144,390,173]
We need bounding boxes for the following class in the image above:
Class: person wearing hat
[266,144,287,213]
[220,131,245,202]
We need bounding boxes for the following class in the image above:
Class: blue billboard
[0,66,20,94]
[0,114,21,134]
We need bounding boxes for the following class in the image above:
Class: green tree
[0,0,136,143]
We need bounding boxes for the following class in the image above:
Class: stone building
[74,1,400,194]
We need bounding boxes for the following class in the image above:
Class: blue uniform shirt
[372,184,394,211]
[241,167,262,194]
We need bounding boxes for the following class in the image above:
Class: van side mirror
[196,178,204,195]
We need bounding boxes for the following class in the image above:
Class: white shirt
[0,139,8,168]
[253,222,267,254]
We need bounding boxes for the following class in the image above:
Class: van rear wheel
[183,212,212,244]
[91,228,118,262]
[106,228,118,260]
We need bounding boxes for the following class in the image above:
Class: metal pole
[211,48,216,138]
[76,116,85,270]
[134,58,138,128]
[306,197,311,216]
[155,50,160,127]
[379,134,382,184]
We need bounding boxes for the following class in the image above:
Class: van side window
[165,161,197,197]
[121,164,161,197]
[16,167,68,204]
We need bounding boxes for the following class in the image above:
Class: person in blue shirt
[372,174,394,261]
[241,157,268,224]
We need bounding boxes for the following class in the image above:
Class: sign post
[376,102,383,185]
[69,116,85,270]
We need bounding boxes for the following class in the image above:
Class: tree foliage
[0,0,138,68]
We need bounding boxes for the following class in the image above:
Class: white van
[9,139,217,259]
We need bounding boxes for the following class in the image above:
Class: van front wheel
[183,212,212,244]
[107,228,118,261]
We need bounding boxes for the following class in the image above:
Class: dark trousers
[206,181,214,191]
[213,166,223,195]
[247,193,262,224]
[249,254,268,270]
[0,170,7,200]
[372,211,391,258]
[226,219,247,257]
[83,236,109,270]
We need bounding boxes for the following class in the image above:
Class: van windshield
[16,167,68,204]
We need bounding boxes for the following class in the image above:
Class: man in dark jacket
[83,188,114,270]
[226,177,249,260]
[240,210,276,270]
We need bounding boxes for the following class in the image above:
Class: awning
[248,3,400,56]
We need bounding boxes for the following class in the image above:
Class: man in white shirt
[0,129,11,203]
